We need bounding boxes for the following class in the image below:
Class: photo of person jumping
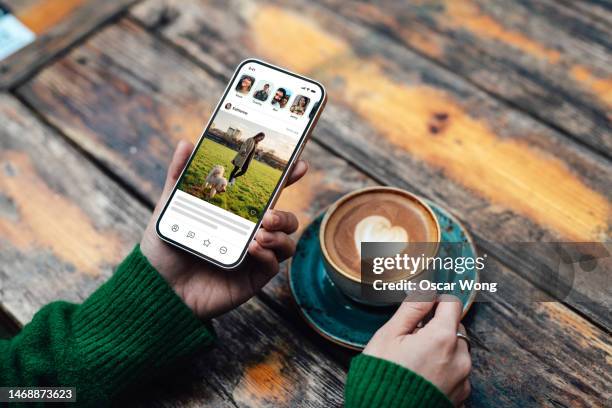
[229,132,265,186]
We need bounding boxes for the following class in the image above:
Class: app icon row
[171,224,228,254]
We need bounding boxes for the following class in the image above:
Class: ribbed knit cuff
[345,354,452,408]
[71,245,215,396]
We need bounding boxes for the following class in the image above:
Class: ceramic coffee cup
[319,186,441,306]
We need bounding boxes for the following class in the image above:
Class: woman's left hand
[140,140,308,320]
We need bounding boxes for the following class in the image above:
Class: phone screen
[157,59,325,267]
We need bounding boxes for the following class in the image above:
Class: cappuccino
[320,187,440,297]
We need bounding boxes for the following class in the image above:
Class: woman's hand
[140,140,307,320]
[363,295,472,407]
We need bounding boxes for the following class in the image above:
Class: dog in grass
[204,165,228,199]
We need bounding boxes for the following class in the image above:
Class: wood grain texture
[0,94,346,407]
[9,17,612,406]
[0,0,138,90]
[558,0,612,27]
[0,94,147,324]
[312,0,612,157]
[127,0,612,328]
[460,265,612,407]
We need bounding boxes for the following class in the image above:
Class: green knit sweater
[0,246,450,407]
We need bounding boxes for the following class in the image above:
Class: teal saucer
[288,200,478,350]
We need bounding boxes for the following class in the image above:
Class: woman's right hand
[363,295,472,407]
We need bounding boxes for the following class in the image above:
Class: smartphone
[156,59,326,268]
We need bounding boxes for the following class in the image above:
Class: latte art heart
[354,215,409,255]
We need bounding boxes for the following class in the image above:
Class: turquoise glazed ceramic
[288,200,478,350]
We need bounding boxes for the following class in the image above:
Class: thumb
[155,140,194,213]
[380,294,436,337]
[427,294,462,333]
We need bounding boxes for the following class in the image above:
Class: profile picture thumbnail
[290,95,310,116]
[271,87,292,109]
[253,81,273,102]
[235,75,255,94]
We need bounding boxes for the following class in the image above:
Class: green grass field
[178,138,283,223]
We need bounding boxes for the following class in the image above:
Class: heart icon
[354,215,409,255]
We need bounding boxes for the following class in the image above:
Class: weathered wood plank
[0,94,346,407]
[309,0,612,157]
[461,268,612,407]
[0,95,147,323]
[558,0,612,27]
[131,1,612,328]
[0,0,138,90]
[10,18,612,406]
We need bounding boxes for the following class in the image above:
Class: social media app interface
[158,61,323,265]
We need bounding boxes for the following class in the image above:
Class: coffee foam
[354,215,409,255]
[323,189,439,279]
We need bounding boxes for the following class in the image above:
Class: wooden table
[1,0,610,406]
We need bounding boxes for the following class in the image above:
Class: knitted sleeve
[0,245,215,406]
[345,354,453,408]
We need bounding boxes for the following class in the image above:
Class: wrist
[139,232,180,283]
[139,235,218,321]
[139,235,194,311]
